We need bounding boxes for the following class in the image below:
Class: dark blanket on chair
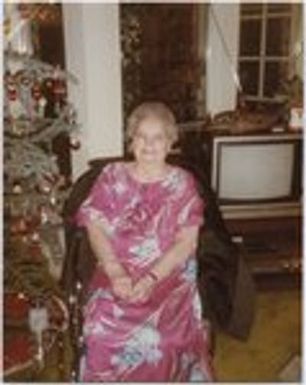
[60,156,255,340]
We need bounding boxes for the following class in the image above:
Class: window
[238,3,301,104]
[120,4,208,123]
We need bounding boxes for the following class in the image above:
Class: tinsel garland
[4,244,60,298]
[4,47,79,205]
[4,50,79,192]
[4,104,78,140]
[5,141,59,182]
[4,50,78,84]
[4,47,80,287]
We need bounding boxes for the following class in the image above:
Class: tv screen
[211,133,302,219]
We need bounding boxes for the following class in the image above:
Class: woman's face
[131,117,172,166]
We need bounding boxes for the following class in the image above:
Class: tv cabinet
[200,126,302,288]
[226,216,302,288]
[178,123,302,288]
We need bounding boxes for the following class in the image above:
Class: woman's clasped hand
[110,271,156,303]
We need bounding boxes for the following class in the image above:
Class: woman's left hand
[130,275,155,303]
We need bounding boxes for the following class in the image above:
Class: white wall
[206,3,240,117]
[63,3,123,180]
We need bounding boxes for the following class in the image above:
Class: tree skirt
[4,330,36,377]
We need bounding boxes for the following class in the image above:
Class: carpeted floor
[214,288,302,382]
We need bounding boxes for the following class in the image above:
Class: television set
[210,132,302,219]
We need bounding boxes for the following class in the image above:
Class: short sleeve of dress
[176,171,205,229]
[74,163,118,234]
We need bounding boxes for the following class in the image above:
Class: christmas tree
[4,4,79,285]
[3,4,77,379]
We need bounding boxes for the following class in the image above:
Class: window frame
[238,4,297,104]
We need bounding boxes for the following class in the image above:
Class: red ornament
[6,77,18,101]
[28,243,43,260]
[4,292,30,321]
[53,79,67,100]
[43,172,59,184]
[10,217,28,235]
[26,214,41,230]
[31,83,42,101]
[8,87,17,101]
[57,175,67,188]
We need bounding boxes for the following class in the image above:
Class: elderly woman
[75,102,214,381]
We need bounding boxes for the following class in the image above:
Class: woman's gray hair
[126,102,179,146]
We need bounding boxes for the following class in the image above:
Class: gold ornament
[69,136,81,150]
[12,184,23,194]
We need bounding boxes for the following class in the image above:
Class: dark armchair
[60,155,255,380]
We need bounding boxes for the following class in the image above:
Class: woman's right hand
[111,275,133,301]
[129,275,155,303]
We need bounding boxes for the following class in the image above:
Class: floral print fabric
[76,162,214,382]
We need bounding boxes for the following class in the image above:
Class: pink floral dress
[75,162,214,382]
